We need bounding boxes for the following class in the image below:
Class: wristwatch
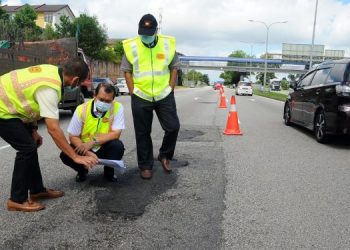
[92,137,98,146]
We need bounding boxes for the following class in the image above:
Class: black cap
[138,14,158,36]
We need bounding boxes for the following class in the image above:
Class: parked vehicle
[0,38,89,113]
[270,79,281,91]
[283,59,350,143]
[236,81,253,96]
[92,77,120,96]
[115,77,129,95]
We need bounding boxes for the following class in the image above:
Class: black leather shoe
[76,172,87,182]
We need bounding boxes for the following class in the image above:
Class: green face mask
[140,34,156,44]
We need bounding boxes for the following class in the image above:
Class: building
[1,4,75,28]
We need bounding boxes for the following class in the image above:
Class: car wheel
[284,103,292,126]
[314,110,329,143]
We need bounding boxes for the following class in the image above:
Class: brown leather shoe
[140,169,153,179]
[7,199,45,212]
[30,189,64,200]
[158,156,172,173]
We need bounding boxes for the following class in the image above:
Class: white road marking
[0,145,10,150]
[194,97,200,101]
[249,99,256,102]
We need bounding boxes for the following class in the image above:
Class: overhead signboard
[282,43,324,63]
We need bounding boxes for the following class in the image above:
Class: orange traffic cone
[224,95,243,135]
[219,87,227,108]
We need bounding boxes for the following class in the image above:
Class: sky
[3,0,350,81]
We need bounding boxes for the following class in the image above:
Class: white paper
[98,158,126,170]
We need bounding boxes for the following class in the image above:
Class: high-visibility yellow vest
[77,99,122,144]
[123,35,176,102]
[0,64,62,122]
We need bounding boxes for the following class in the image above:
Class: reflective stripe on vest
[0,65,61,122]
[133,85,172,102]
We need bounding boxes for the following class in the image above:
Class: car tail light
[336,84,350,96]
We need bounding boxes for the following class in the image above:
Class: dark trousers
[0,118,46,203]
[131,92,180,170]
[60,139,125,177]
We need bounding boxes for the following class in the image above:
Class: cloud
[3,0,350,80]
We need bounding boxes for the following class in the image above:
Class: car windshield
[239,82,251,86]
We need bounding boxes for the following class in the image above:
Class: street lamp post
[310,0,319,69]
[249,20,287,90]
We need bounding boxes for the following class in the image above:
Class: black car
[59,87,85,114]
[284,59,350,143]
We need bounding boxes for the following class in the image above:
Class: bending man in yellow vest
[0,58,98,212]
[60,83,125,182]
[121,13,180,180]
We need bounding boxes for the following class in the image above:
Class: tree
[42,24,58,40]
[287,74,296,82]
[202,74,209,85]
[255,72,276,84]
[113,41,124,62]
[220,50,249,85]
[97,48,117,62]
[0,1,9,21]
[55,15,74,38]
[73,14,107,59]
[13,4,42,41]
[14,4,37,29]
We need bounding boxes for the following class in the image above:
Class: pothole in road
[177,129,204,140]
[91,161,181,219]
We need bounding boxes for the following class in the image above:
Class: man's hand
[32,130,43,148]
[86,151,98,161]
[74,141,94,155]
[73,155,98,170]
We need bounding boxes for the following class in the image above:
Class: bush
[281,80,289,90]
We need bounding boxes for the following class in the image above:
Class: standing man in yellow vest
[0,58,98,212]
[60,83,125,182]
[121,13,180,180]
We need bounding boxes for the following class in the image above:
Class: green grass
[253,89,288,102]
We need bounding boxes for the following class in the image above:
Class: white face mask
[95,100,112,113]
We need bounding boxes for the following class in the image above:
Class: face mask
[95,100,112,113]
[140,34,156,44]
[64,86,78,93]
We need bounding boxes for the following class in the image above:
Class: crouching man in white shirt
[60,83,125,182]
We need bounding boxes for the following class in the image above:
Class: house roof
[1,4,75,17]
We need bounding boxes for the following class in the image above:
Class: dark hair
[95,83,116,98]
[63,57,89,82]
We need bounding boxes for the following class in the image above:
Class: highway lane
[0,87,227,249]
[222,90,350,249]
[0,86,349,249]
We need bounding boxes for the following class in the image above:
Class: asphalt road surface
[0,87,349,249]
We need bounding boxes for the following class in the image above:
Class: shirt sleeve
[112,105,125,131]
[169,52,180,70]
[67,109,83,136]
[120,54,132,73]
[35,87,59,119]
